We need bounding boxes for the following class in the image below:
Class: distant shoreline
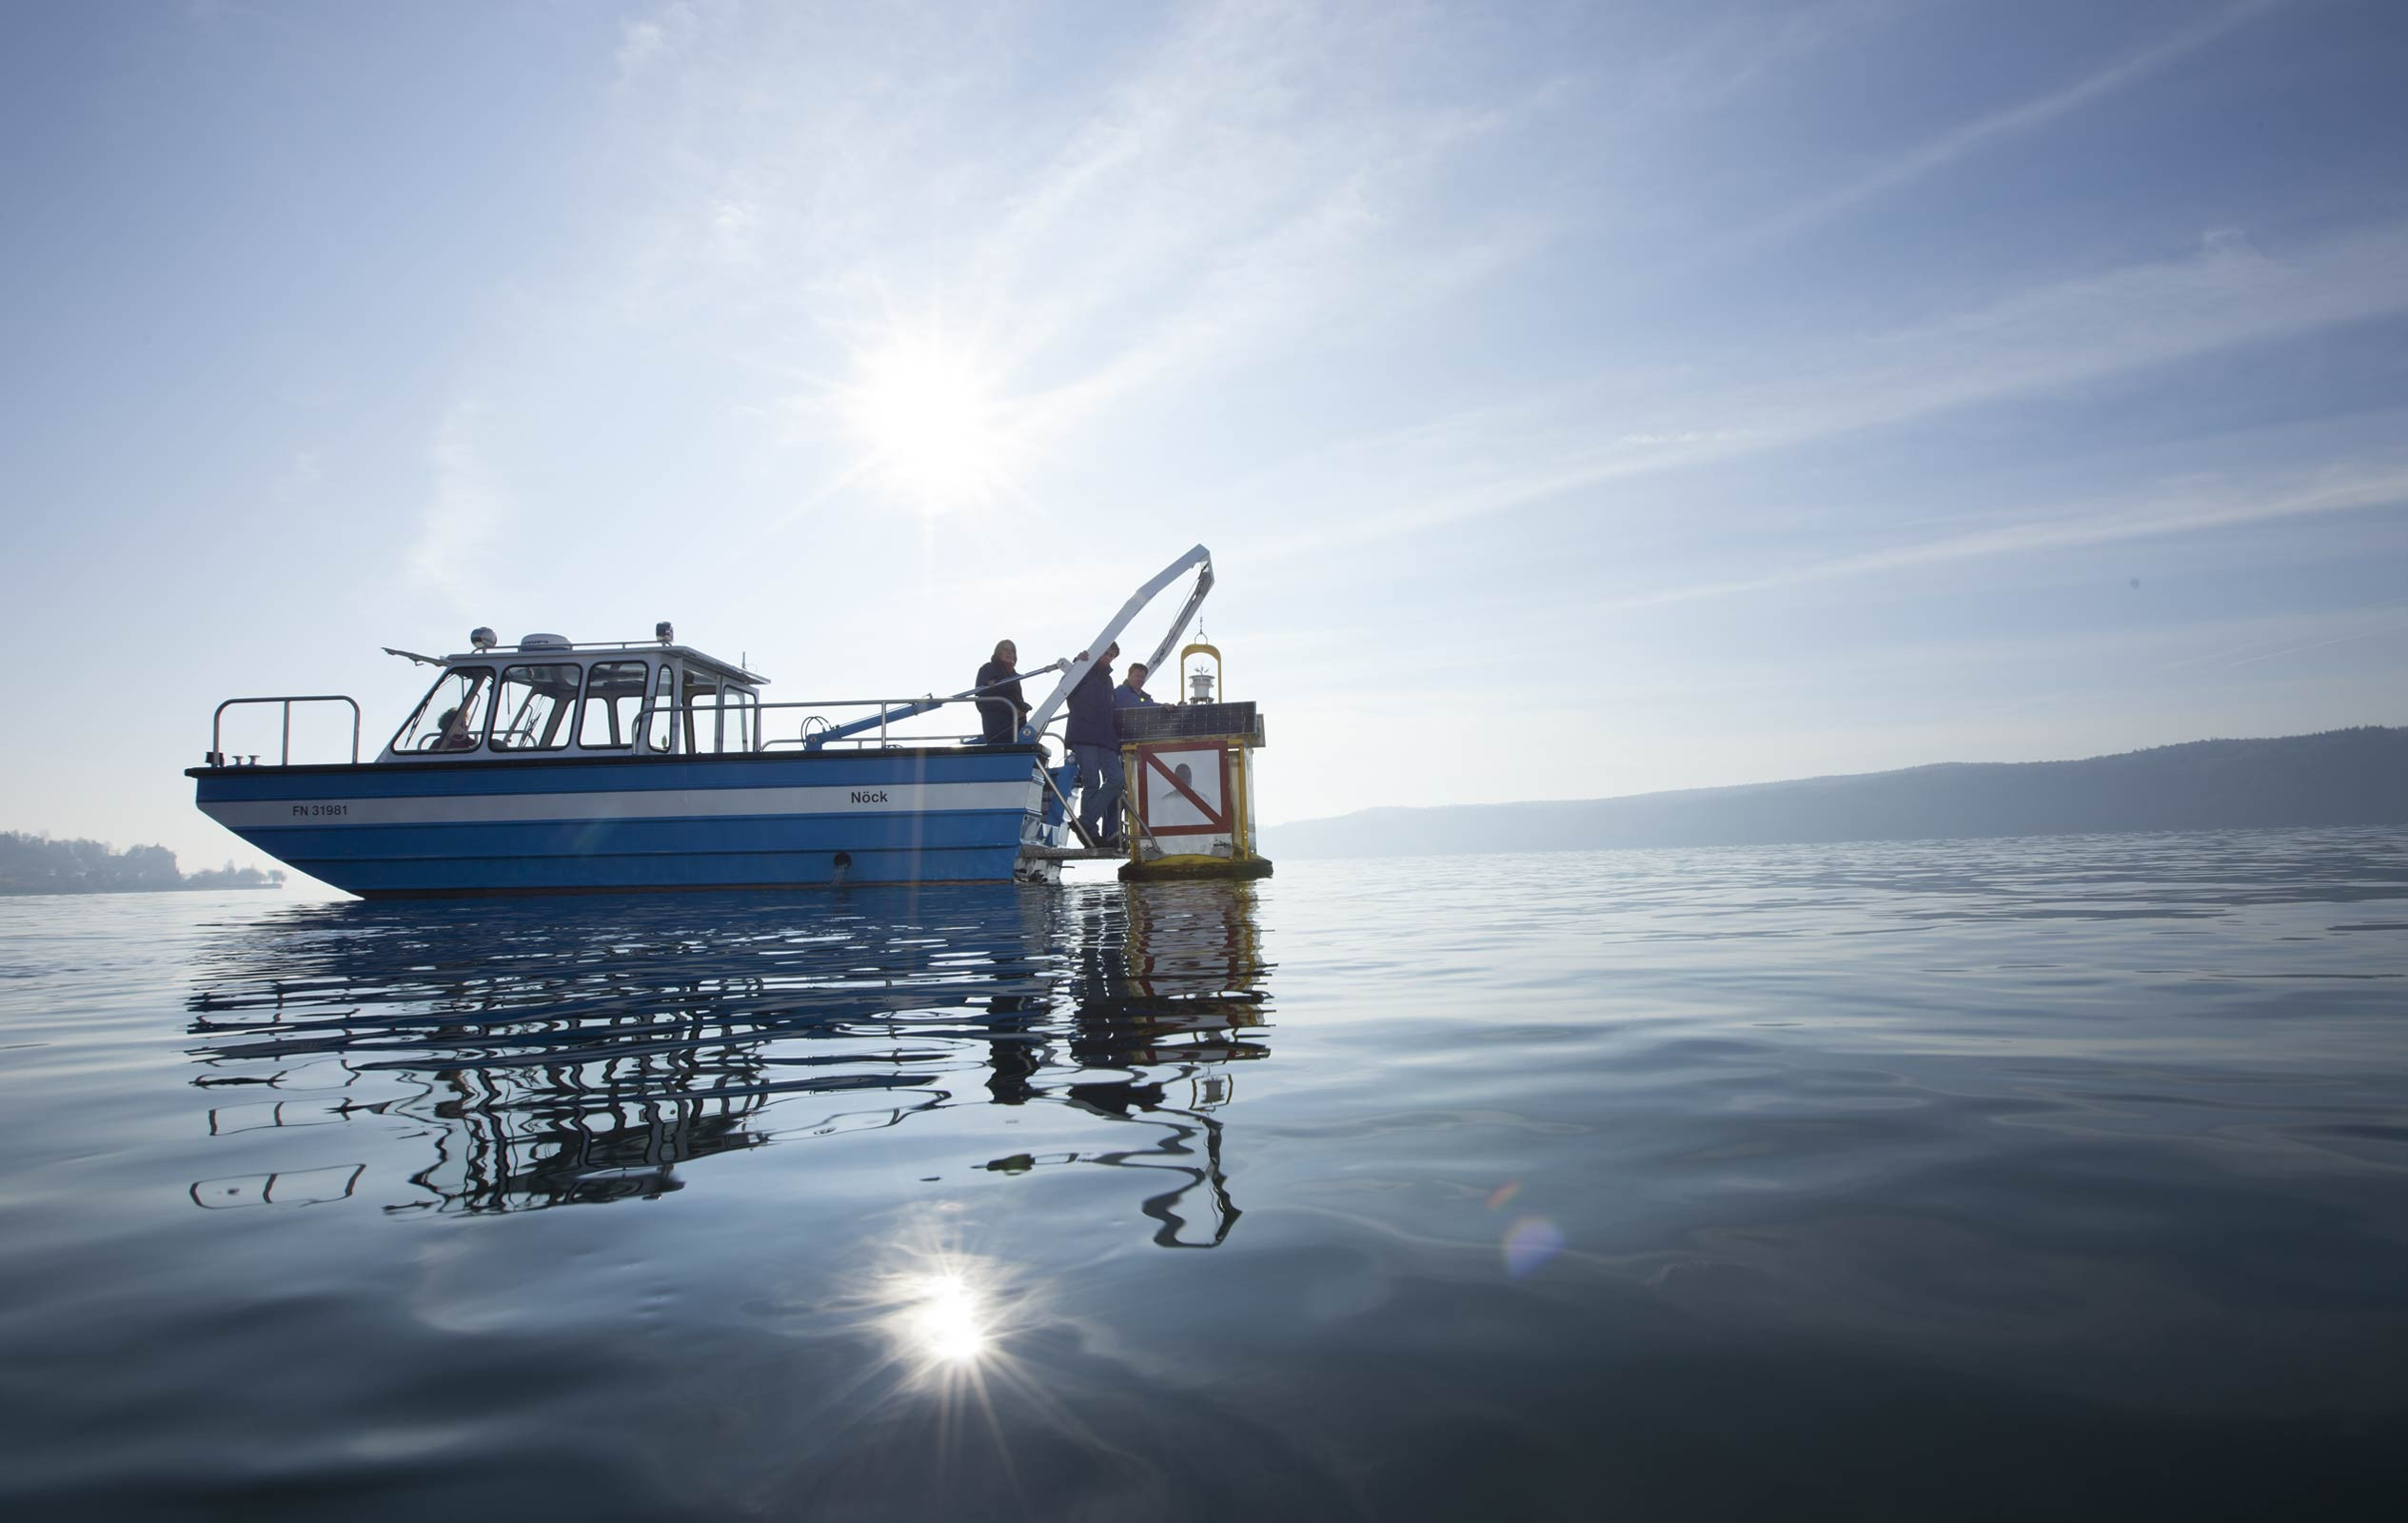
[1270,725,2408,860]
[1,830,285,897]
[0,883,285,899]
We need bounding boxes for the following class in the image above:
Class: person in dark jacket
[1065,643,1123,846]
[975,640,1028,745]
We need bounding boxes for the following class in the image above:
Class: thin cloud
[405,405,510,614]
[614,2,697,86]
[1247,219,2408,559]
[2217,617,2408,669]
[272,450,321,504]
[1609,466,2408,610]
[2152,594,2408,673]
[964,10,1548,426]
[630,1,1574,514]
[1727,0,2290,250]
[1618,0,1907,120]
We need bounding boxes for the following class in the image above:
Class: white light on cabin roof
[657,622,674,645]
[470,627,497,651]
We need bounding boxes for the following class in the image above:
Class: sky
[4,0,2406,874]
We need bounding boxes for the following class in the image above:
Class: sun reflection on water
[869,1239,1032,1394]
[903,1271,990,1367]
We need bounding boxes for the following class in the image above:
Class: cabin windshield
[393,667,495,754]
[385,652,759,759]
[490,663,581,751]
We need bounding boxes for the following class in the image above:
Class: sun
[843,326,1013,508]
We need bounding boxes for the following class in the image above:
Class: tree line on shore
[0,832,284,895]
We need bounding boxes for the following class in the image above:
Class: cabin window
[577,661,652,750]
[682,676,720,754]
[393,667,495,754]
[679,678,760,754]
[489,663,580,751]
[643,663,678,753]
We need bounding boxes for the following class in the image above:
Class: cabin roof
[437,640,768,686]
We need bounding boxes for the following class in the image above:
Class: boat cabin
[382,632,766,762]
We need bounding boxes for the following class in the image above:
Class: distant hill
[1269,726,2408,860]
[0,832,284,895]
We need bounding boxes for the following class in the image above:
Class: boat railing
[746,698,987,751]
[208,696,362,767]
[206,691,1058,766]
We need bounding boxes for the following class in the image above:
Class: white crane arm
[1026,544,1214,737]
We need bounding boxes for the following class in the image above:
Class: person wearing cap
[1065,643,1123,846]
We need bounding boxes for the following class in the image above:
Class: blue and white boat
[189,547,1220,897]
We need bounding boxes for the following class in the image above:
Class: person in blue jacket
[1065,643,1123,847]
[1114,662,1156,716]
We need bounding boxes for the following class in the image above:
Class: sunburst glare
[842,325,1015,508]
[869,1242,1027,1390]
[834,1229,1115,1477]
[905,1271,990,1366]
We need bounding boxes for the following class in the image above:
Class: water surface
[4,829,2406,1518]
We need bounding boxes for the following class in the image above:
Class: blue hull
[191,746,1055,898]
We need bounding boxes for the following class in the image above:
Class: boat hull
[189,747,1055,897]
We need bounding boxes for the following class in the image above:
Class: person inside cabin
[1066,643,1124,848]
[434,706,477,751]
[975,639,1028,745]
[1114,663,1156,719]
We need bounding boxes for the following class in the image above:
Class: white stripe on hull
[202,780,1041,829]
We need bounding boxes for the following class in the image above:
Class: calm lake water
[4,829,2407,1519]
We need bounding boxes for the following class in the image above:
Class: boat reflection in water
[184,883,1271,1243]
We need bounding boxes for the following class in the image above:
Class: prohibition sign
[1135,744,1231,836]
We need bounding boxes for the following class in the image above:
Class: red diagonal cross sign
[1143,748,1227,827]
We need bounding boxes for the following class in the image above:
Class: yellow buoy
[1116,638,1273,881]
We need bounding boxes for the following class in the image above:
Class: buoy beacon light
[1115,636,1273,881]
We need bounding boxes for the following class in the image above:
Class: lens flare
[1503,1216,1565,1279]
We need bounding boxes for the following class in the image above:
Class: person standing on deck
[1066,643,1123,847]
[1114,663,1156,717]
[975,640,1028,745]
